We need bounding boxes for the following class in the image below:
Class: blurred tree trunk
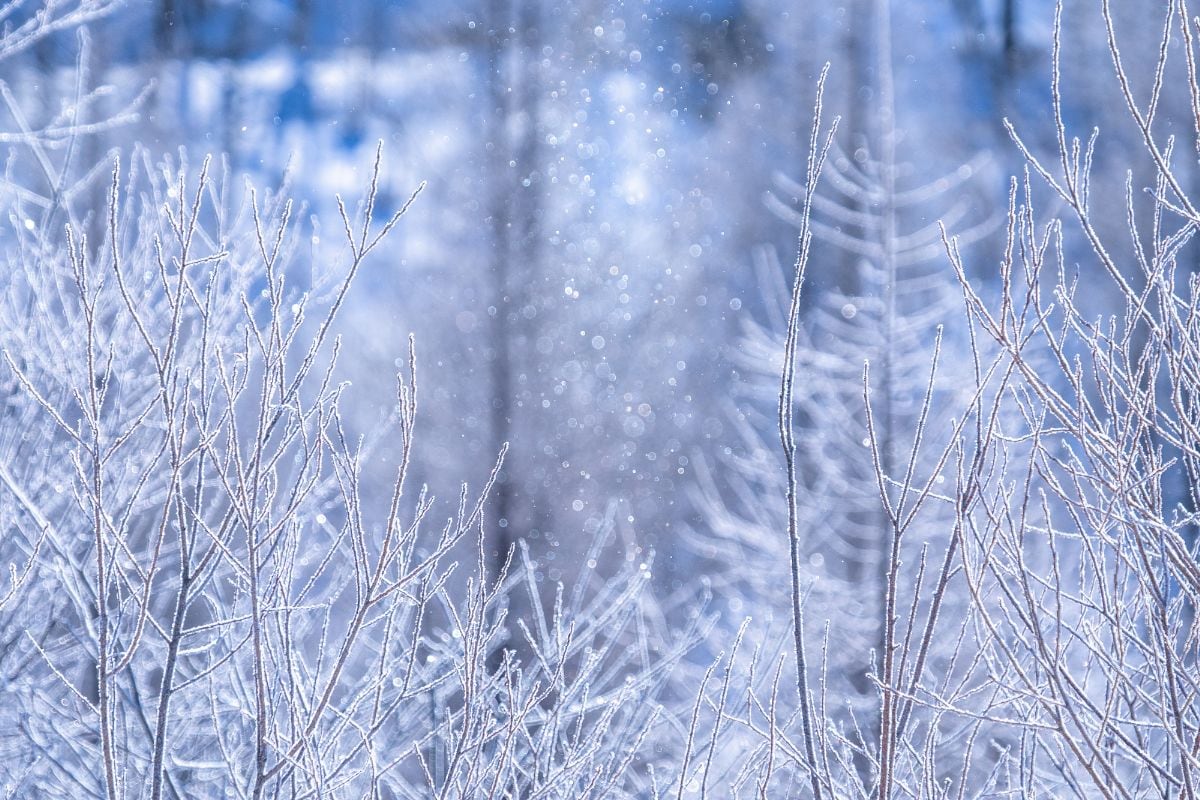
[486,0,545,572]
[483,0,548,672]
[1002,0,1017,63]
[485,0,515,575]
[220,3,248,166]
[154,0,176,56]
[154,0,190,149]
[839,0,872,298]
[292,0,312,54]
[512,0,547,545]
[951,0,985,33]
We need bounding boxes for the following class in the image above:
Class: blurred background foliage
[9,0,1193,602]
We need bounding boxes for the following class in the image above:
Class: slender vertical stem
[779,65,838,800]
[874,2,901,795]
[90,170,118,800]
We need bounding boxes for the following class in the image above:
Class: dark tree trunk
[485,0,515,577]
[486,0,545,574]
[1002,0,1018,63]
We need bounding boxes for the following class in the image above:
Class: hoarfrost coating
[1,0,1199,797]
